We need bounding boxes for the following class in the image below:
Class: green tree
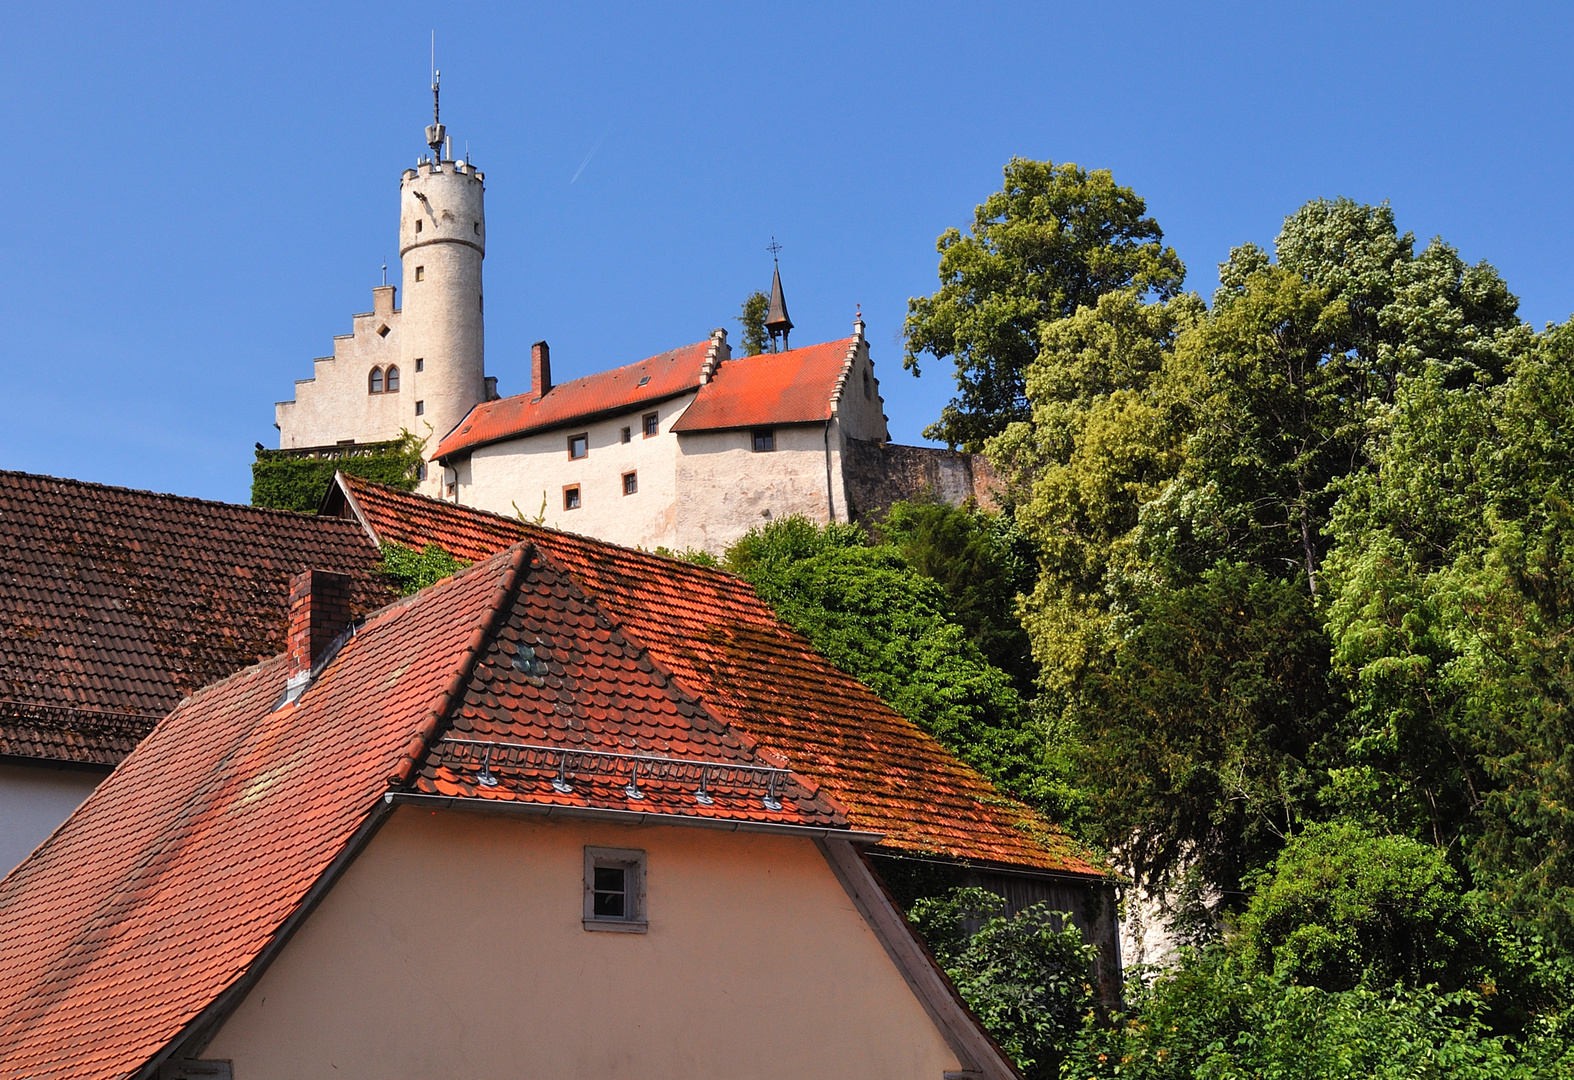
[876,499,1039,694]
[722,516,1049,804]
[904,158,1185,452]
[1236,823,1493,993]
[737,289,769,356]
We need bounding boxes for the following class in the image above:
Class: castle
[276,85,993,553]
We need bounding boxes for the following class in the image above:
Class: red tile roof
[0,543,847,1074]
[671,337,856,432]
[435,339,715,459]
[0,470,394,766]
[329,474,1106,879]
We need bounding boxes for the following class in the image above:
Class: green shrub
[909,887,1094,1080]
[379,542,469,596]
[1237,823,1490,993]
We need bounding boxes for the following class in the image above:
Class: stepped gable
[0,470,393,766]
[436,339,713,459]
[670,337,855,432]
[327,472,1106,878]
[0,542,844,1075]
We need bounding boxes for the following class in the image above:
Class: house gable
[200,809,985,1080]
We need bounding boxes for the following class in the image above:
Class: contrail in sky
[571,131,607,183]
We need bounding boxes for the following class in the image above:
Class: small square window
[415,400,425,416]
[623,471,638,495]
[415,358,424,372]
[584,847,646,932]
[415,219,423,233]
[752,428,775,452]
[642,412,659,438]
[568,433,588,460]
[376,323,390,338]
[564,485,581,510]
[620,426,632,443]
[415,266,425,281]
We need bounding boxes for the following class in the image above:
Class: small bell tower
[764,238,793,353]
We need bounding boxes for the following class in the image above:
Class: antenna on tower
[425,32,445,161]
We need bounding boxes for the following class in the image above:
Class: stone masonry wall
[840,439,999,524]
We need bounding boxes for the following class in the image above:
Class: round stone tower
[398,90,485,465]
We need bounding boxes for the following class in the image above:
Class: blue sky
[4,2,1572,504]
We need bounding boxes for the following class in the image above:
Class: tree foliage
[904,158,1185,451]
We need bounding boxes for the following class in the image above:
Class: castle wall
[275,287,407,449]
[840,439,999,523]
[672,423,840,553]
[454,393,696,550]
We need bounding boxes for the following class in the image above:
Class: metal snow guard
[438,737,791,811]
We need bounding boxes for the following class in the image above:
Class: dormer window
[369,367,384,394]
[385,365,400,392]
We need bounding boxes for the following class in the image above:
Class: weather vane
[766,237,783,264]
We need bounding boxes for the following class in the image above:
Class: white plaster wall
[0,763,104,875]
[276,287,408,448]
[204,809,962,1080]
[672,424,836,553]
[455,394,695,549]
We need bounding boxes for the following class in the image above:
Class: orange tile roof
[435,339,714,459]
[0,469,393,766]
[671,337,856,432]
[0,542,847,1074]
[330,474,1107,879]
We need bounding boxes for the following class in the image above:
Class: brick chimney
[282,569,353,704]
[531,341,551,399]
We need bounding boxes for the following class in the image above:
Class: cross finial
[766,236,783,264]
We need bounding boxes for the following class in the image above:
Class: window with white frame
[584,847,646,932]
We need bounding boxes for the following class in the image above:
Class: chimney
[282,569,353,705]
[531,341,552,398]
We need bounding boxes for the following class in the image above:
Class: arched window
[369,367,384,394]
[385,365,400,392]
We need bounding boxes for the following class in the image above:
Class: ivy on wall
[250,432,425,513]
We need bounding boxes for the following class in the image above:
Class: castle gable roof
[0,542,849,1075]
[0,470,392,767]
[327,473,1106,879]
[435,339,714,460]
[672,337,855,433]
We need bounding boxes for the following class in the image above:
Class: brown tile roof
[0,470,394,765]
[671,337,855,432]
[435,339,714,460]
[329,474,1106,879]
[0,544,850,1075]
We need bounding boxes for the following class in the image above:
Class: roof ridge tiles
[387,543,533,790]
